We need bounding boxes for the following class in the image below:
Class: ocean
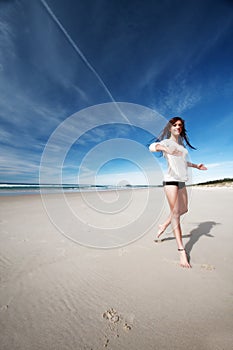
[0,183,153,196]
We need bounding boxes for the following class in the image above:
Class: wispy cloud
[138,1,233,113]
[0,17,15,65]
[206,161,233,169]
[156,78,202,115]
[0,149,41,182]
[0,0,232,184]
[0,2,96,184]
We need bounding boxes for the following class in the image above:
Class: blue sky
[0,0,233,185]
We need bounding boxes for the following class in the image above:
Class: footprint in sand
[102,308,120,324]
[201,264,215,271]
[102,308,132,347]
[118,248,128,256]
[0,304,9,312]
[123,323,132,331]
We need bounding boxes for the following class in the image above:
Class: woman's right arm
[149,143,182,156]
[149,143,168,153]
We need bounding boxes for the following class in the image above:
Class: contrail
[39,0,130,123]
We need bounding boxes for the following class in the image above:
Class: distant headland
[192,178,233,187]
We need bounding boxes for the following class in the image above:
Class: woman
[149,117,207,268]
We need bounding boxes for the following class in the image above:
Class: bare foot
[158,224,166,237]
[178,249,191,268]
[154,224,167,243]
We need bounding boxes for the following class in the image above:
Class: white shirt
[150,139,188,182]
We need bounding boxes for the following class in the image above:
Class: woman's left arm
[187,162,207,170]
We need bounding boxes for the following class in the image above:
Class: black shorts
[163,181,186,189]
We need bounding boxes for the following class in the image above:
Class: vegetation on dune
[193,178,233,186]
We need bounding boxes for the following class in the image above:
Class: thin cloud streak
[0,0,232,184]
[206,161,233,169]
[39,0,130,124]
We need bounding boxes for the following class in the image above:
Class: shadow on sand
[184,221,220,255]
[156,221,220,261]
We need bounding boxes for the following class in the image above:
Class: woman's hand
[197,163,207,170]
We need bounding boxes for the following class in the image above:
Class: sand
[0,187,232,350]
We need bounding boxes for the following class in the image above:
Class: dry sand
[0,187,232,350]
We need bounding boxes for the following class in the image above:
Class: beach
[0,187,232,350]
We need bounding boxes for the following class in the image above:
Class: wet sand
[0,187,232,349]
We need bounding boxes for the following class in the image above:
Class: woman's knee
[172,210,180,220]
[180,208,188,215]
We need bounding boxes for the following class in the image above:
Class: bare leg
[156,186,188,239]
[163,185,191,268]
[157,214,172,239]
[178,186,188,216]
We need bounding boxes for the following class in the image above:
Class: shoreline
[0,185,157,197]
[0,182,233,197]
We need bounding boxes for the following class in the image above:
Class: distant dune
[193,178,233,187]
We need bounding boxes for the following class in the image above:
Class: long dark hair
[158,117,196,149]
